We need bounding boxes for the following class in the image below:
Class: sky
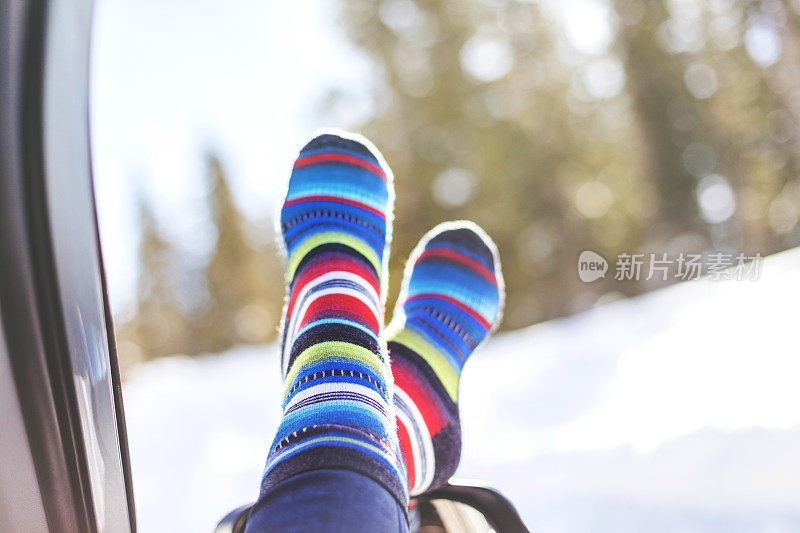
[90,0,374,313]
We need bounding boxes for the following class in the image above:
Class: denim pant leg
[244,468,409,533]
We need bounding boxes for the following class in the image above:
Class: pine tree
[612,0,709,240]
[197,153,284,353]
[338,0,800,329]
[613,0,800,253]
[337,0,647,327]
[127,196,190,360]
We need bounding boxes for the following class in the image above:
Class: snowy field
[123,248,800,532]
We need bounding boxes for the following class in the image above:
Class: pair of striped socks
[257,131,504,508]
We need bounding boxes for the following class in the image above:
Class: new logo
[578,250,608,282]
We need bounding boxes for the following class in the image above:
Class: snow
[123,247,800,532]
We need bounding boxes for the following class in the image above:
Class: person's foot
[259,130,407,506]
[386,221,504,495]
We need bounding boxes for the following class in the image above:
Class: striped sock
[258,131,407,506]
[387,221,504,496]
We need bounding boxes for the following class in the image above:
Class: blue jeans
[244,469,409,533]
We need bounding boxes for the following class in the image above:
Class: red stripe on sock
[405,293,492,330]
[287,257,380,318]
[294,153,387,181]
[392,362,447,435]
[418,248,496,283]
[396,419,415,491]
[298,294,380,333]
[283,195,385,219]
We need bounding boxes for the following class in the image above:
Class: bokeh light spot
[745,19,781,66]
[684,63,718,99]
[584,57,626,99]
[575,181,613,219]
[460,33,514,83]
[432,167,477,208]
[696,174,736,223]
[682,142,716,178]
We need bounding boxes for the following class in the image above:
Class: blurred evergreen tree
[613,0,800,255]
[338,0,800,330]
[613,0,708,239]
[197,153,284,353]
[120,156,285,363]
[716,0,800,253]
[337,0,648,328]
[125,196,191,361]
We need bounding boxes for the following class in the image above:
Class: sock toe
[397,221,504,346]
[280,131,394,285]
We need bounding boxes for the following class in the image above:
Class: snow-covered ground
[123,248,800,532]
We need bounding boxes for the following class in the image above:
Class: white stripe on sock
[284,381,390,414]
[394,387,435,495]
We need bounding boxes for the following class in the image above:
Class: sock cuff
[260,431,409,510]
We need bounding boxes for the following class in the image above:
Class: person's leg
[387,221,504,496]
[246,469,408,532]
[245,131,407,532]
